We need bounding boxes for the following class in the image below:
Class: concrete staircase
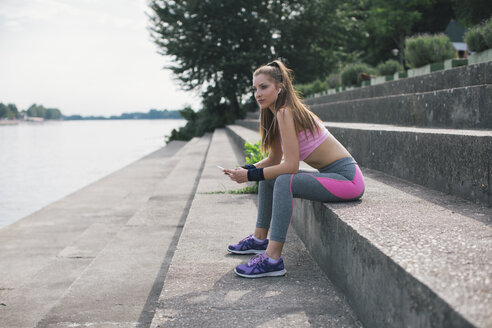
[0,129,362,327]
[0,137,210,327]
[231,61,492,328]
[1,62,490,328]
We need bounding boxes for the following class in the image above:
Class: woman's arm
[224,108,298,183]
[262,108,299,179]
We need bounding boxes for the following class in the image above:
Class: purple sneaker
[227,234,268,254]
[234,253,286,278]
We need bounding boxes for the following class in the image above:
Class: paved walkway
[150,129,361,327]
[0,129,362,327]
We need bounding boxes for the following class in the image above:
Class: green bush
[484,20,492,49]
[377,59,403,76]
[244,141,265,165]
[465,24,488,52]
[404,34,456,68]
[326,73,341,88]
[340,63,375,87]
[297,79,328,97]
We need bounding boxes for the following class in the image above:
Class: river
[0,119,186,229]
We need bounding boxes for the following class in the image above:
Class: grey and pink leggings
[256,157,365,243]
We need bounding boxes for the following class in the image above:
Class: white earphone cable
[261,89,280,147]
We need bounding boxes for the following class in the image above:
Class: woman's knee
[274,174,292,189]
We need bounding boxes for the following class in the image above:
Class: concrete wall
[309,85,492,129]
[328,125,492,206]
[305,62,492,105]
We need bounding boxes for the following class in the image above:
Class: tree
[149,0,293,117]
[362,0,434,65]
[277,0,367,82]
[451,0,492,26]
[45,108,62,120]
[0,103,7,119]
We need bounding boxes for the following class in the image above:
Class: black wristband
[242,164,256,170]
[247,168,265,181]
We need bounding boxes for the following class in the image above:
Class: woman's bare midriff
[303,133,352,170]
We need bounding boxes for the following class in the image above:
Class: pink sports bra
[281,121,330,161]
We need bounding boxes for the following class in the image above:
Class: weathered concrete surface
[227,123,492,328]
[231,121,492,207]
[324,122,492,207]
[309,85,492,129]
[151,129,361,328]
[293,169,492,328]
[305,61,492,105]
[0,137,211,328]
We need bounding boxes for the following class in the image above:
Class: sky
[0,0,201,116]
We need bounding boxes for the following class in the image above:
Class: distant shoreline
[0,120,19,125]
[0,118,184,125]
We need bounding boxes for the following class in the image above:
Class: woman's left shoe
[234,253,286,278]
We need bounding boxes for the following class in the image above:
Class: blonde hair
[254,60,321,154]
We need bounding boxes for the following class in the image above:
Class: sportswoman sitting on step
[223,60,365,278]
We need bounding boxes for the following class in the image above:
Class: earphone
[278,88,281,94]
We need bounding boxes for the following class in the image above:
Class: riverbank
[0,120,19,125]
[0,119,186,229]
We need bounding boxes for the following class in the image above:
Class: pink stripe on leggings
[309,165,365,200]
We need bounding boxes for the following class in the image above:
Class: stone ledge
[226,123,492,328]
[305,61,492,105]
[309,85,492,129]
[231,121,492,206]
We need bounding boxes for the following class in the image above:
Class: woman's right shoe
[227,234,269,254]
[234,253,286,278]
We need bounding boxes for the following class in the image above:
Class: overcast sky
[0,0,201,116]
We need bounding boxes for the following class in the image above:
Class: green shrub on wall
[326,74,341,89]
[296,73,341,97]
[466,25,488,52]
[404,34,456,68]
[341,63,375,87]
[466,18,492,52]
[484,20,492,49]
[377,59,403,76]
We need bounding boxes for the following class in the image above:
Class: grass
[200,184,258,195]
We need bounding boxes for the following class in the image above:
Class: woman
[223,60,365,278]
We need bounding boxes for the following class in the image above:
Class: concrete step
[150,129,362,327]
[0,139,202,327]
[305,61,492,105]
[308,85,492,129]
[32,135,212,328]
[226,124,492,328]
[231,121,492,207]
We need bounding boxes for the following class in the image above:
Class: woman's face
[252,73,279,110]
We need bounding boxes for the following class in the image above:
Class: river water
[0,119,186,229]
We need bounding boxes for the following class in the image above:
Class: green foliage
[326,74,342,89]
[465,18,492,52]
[200,184,259,195]
[227,185,259,194]
[341,63,376,87]
[404,34,456,68]
[377,59,404,76]
[26,104,62,119]
[466,26,487,52]
[296,73,341,97]
[0,103,19,119]
[362,0,434,65]
[484,20,492,49]
[296,79,327,98]
[167,89,239,142]
[244,141,265,165]
[451,0,492,27]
